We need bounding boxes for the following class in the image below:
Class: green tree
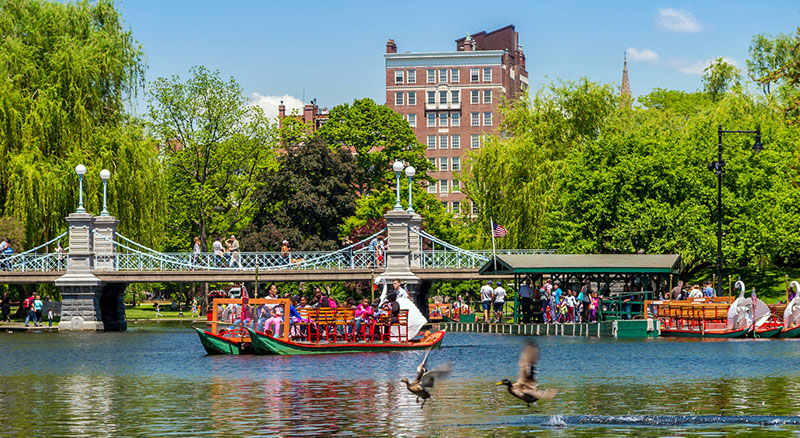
[747,32,794,96]
[702,57,742,102]
[638,88,710,115]
[0,0,164,249]
[148,66,277,250]
[241,136,358,251]
[463,81,619,249]
[750,27,800,123]
[318,98,430,195]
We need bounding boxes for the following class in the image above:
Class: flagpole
[490,217,497,271]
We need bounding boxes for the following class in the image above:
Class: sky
[117,0,800,119]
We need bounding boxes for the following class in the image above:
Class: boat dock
[436,319,660,338]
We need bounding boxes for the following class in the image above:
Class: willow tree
[0,0,166,249]
[462,81,620,249]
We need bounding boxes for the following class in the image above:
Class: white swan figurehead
[783,281,800,330]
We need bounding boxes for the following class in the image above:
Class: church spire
[620,51,632,108]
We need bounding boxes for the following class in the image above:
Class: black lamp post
[707,124,762,296]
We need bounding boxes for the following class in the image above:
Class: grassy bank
[125,303,202,320]
[687,268,800,303]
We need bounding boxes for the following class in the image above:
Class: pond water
[2,324,800,437]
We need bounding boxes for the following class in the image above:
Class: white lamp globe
[392,160,404,172]
[75,164,87,176]
[405,166,416,177]
[100,169,111,181]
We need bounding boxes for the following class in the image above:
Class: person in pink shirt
[353,298,372,341]
[264,304,284,336]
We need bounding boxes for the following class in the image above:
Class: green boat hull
[195,328,251,355]
[779,325,800,338]
[247,328,445,355]
[660,327,748,338]
[754,327,782,338]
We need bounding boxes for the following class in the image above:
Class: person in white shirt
[480,281,494,323]
[493,282,507,323]
[564,289,577,322]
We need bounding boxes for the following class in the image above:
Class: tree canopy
[148,66,277,251]
[0,0,164,248]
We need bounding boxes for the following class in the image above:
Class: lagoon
[2,324,800,437]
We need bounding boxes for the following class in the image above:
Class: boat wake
[543,414,800,427]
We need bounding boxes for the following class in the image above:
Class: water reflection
[2,329,800,437]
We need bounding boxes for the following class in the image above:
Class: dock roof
[478,254,682,276]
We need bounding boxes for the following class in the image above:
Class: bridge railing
[418,249,558,269]
[0,252,68,272]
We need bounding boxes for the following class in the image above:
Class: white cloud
[250,93,304,119]
[656,8,703,33]
[673,56,739,75]
[627,47,659,63]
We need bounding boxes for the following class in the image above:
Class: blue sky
[118,0,800,118]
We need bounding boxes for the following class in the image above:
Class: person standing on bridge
[212,237,225,267]
[192,237,201,270]
[227,235,240,268]
[281,240,290,265]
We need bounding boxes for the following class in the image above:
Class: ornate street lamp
[707,125,762,295]
[393,160,404,210]
[100,169,111,216]
[405,165,416,214]
[75,164,87,213]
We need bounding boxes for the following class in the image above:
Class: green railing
[599,292,654,321]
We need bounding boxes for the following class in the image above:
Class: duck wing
[513,382,558,401]
[420,362,453,389]
[416,347,432,381]
[517,341,539,385]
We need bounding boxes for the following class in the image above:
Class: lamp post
[75,164,87,213]
[100,169,111,216]
[708,124,762,296]
[392,160,404,210]
[405,165,416,214]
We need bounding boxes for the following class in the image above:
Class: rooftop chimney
[386,39,397,53]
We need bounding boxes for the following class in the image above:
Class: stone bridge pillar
[409,213,423,268]
[56,213,127,331]
[383,209,427,318]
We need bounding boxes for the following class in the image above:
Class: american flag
[492,222,508,238]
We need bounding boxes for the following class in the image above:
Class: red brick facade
[384,25,528,215]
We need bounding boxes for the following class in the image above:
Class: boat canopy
[478,254,682,276]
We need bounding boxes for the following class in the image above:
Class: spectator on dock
[34,295,43,325]
[47,306,54,327]
[580,281,592,323]
[519,279,533,323]
[671,281,684,300]
[480,280,494,323]
[23,295,37,327]
[564,289,576,323]
[493,282,506,323]
[552,282,563,312]
[590,292,599,322]
[1,293,10,322]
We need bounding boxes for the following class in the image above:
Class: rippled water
[2,324,800,437]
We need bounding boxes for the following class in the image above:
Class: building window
[451,157,460,171]
[452,200,461,214]
[442,201,449,211]
[407,91,416,105]
[439,90,448,104]
[407,113,416,127]
[427,69,435,83]
[471,112,479,126]
[407,70,416,84]
[483,89,492,104]
[395,92,403,106]
[451,112,460,127]
[471,202,479,215]
[438,113,448,127]
[471,134,480,148]
[483,67,492,82]
[451,134,460,149]
[427,113,436,127]
[439,157,448,171]
[395,70,404,84]
[427,91,435,104]
[428,183,437,194]
[440,179,448,193]
[439,69,447,83]
[451,68,460,83]
[470,68,479,82]
[483,112,492,126]
[471,90,479,104]
[451,90,460,104]
[439,135,448,149]
[452,181,461,193]
[427,135,436,149]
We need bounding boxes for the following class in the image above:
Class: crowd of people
[500,279,602,324]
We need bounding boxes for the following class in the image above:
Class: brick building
[277,98,329,131]
[384,25,528,215]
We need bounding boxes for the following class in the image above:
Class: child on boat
[353,298,372,341]
[264,304,284,336]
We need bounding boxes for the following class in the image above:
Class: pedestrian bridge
[0,209,553,331]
